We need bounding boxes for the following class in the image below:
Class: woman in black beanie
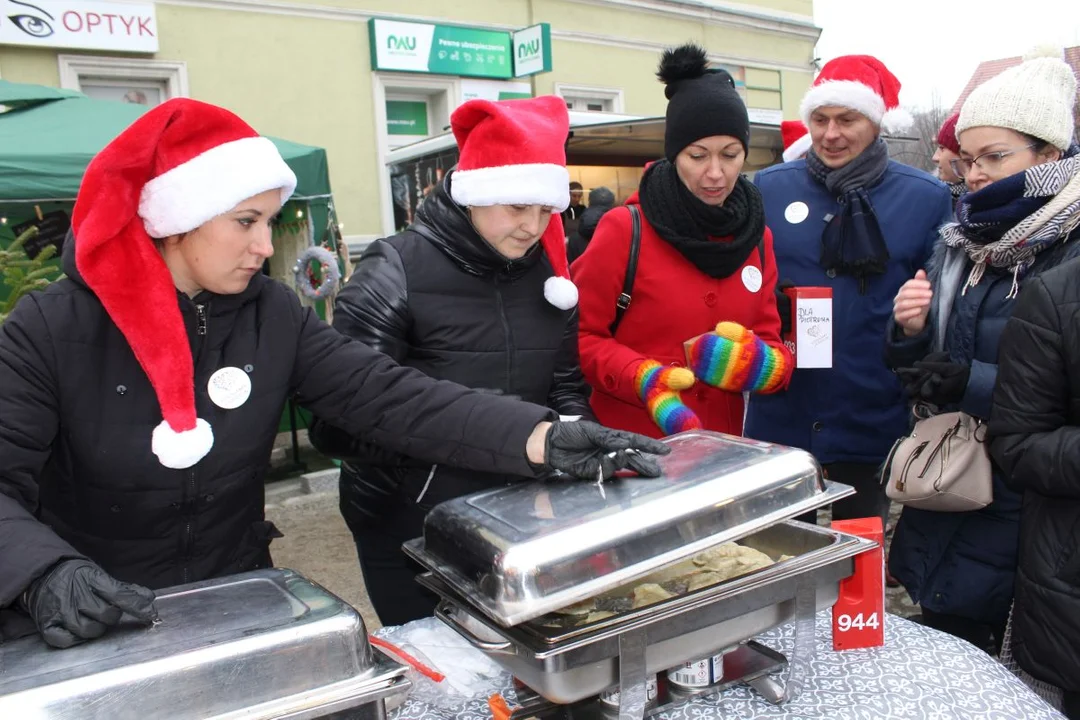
[573,44,792,440]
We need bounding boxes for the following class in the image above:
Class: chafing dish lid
[0,569,406,719]
[406,430,853,626]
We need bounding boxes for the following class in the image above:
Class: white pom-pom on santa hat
[448,96,578,309]
[72,98,297,468]
[800,55,913,134]
[153,419,214,469]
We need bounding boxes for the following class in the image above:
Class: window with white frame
[58,55,189,108]
[555,84,624,114]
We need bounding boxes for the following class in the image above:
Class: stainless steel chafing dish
[403,431,877,716]
[0,569,409,720]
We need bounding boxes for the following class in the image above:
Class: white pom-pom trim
[544,275,578,310]
[881,106,914,135]
[1023,44,1063,62]
[152,418,214,469]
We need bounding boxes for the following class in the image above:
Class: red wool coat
[572,198,792,439]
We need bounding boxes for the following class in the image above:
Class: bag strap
[609,205,642,337]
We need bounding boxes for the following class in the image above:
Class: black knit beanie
[659,44,750,160]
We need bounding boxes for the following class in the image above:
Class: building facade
[0,0,819,246]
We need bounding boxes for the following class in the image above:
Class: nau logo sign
[512,23,551,78]
[517,37,540,60]
[387,34,416,52]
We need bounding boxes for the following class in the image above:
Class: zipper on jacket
[195,303,208,336]
[494,273,514,393]
[182,467,196,584]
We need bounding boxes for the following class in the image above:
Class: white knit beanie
[957,45,1078,151]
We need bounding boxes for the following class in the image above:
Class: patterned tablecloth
[387,611,1065,720]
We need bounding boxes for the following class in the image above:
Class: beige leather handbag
[882,408,992,512]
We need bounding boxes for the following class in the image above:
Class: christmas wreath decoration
[292,245,341,301]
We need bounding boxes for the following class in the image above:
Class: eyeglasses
[949,144,1036,177]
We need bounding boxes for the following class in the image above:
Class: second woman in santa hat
[309,95,613,626]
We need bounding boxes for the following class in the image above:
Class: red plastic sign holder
[830,516,885,651]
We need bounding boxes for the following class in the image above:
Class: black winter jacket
[0,235,553,628]
[990,254,1080,691]
[310,173,593,522]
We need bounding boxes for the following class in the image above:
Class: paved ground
[264,455,918,630]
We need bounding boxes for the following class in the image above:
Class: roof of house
[951,46,1080,115]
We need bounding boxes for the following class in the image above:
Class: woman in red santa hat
[309,95,611,626]
[0,98,667,648]
[573,43,793,441]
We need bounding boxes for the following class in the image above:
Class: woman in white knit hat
[886,46,1080,656]
[0,98,668,649]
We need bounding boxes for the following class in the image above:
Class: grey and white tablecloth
[388,611,1065,720]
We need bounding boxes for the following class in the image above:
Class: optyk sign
[0,0,158,52]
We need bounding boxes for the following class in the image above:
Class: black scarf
[806,138,891,293]
[638,159,765,279]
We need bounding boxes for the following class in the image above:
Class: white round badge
[785,201,810,225]
[741,265,763,293]
[207,367,252,410]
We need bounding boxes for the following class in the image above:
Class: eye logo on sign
[7,0,55,38]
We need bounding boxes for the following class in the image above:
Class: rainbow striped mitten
[687,322,788,393]
[634,360,703,436]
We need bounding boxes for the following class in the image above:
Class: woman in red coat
[573,44,792,439]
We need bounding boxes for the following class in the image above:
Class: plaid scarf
[805,138,891,293]
[941,148,1080,299]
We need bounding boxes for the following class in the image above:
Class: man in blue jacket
[745,55,952,523]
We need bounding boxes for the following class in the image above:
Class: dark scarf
[638,159,765,279]
[940,148,1080,298]
[806,138,891,293]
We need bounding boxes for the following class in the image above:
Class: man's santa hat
[800,55,913,134]
[449,95,577,310]
[780,119,811,162]
[72,98,296,469]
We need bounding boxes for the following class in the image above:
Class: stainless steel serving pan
[0,569,409,720]
[421,521,873,704]
[407,430,853,626]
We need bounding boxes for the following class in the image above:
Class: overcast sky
[812,0,1080,111]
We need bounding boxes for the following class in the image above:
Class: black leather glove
[543,420,671,480]
[23,559,158,649]
[776,280,795,337]
[895,352,971,406]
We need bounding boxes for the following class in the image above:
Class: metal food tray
[408,430,852,627]
[0,569,409,720]
[421,520,874,704]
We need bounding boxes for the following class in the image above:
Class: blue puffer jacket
[884,230,1080,624]
[745,159,952,464]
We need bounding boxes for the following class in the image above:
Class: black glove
[776,280,795,337]
[543,420,671,480]
[895,352,970,406]
[23,559,158,649]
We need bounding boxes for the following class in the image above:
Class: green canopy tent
[0,80,342,472]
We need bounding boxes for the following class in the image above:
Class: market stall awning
[0,85,331,203]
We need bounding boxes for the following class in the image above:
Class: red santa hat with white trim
[800,55,913,135]
[72,98,296,469]
[449,95,577,310]
[780,119,811,162]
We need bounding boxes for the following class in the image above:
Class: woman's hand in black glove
[526,420,671,480]
[895,351,970,406]
[23,558,158,648]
